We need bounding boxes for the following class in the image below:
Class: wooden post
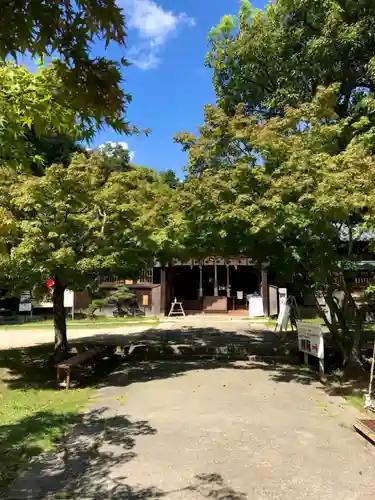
[214,261,218,296]
[319,358,325,378]
[160,267,167,316]
[66,368,71,390]
[71,292,75,320]
[261,265,269,316]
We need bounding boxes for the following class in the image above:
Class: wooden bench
[56,348,105,389]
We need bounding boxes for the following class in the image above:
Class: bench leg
[66,368,71,390]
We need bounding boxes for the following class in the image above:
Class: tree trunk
[347,296,366,370]
[52,275,68,353]
[314,291,348,365]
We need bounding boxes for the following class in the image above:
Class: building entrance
[166,261,261,314]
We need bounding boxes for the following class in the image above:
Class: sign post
[275,297,290,335]
[296,321,325,377]
[19,291,32,319]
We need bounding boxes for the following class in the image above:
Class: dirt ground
[0,323,158,349]
[7,321,375,500]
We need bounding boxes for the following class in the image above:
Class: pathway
[0,323,160,349]
[7,321,375,500]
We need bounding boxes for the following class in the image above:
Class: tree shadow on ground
[6,407,246,500]
[178,472,247,499]
[0,343,124,391]
[5,407,158,499]
[0,325,296,391]
[0,409,83,492]
[0,324,367,401]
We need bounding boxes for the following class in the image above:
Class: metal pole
[226,265,230,297]
[199,265,203,298]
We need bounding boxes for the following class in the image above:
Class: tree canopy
[0,145,170,350]
[0,1,131,135]
[207,0,375,120]
[0,3,166,354]
[174,0,375,366]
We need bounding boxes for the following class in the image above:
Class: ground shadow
[0,410,82,492]
[5,407,158,499]
[0,325,296,391]
[178,472,247,499]
[2,324,371,497]
[1,323,369,402]
[5,407,246,500]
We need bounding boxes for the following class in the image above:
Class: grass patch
[246,316,326,330]
[344,393,366,410]
[0,344,95,492]
[257,320,277,328]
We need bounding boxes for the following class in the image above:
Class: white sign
[32,290,74,308]
[19,302,32,312]
[278,288,287,312]
[297,321,324,359]
[19,292,32,312]
[248,295,264,317]
[275,301,290,333]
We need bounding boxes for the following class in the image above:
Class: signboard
[275,300,290,333]
[297,321,324,359]
[19,292,32,312]
[248,295,264,317]
[154,257,254,267]
[32,290,74,308]
[142,294,149,306]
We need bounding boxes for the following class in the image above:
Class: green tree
[160,170,180,189]
[176,83,375,367]
[0,150,164,354]
[207,0,375,120]
[0,1,131,134]
[88,285,135,317]
[0,64,133,170]
[173,0,375,368]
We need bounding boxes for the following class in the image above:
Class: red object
[46,279,55,289]
[312,345,318,352]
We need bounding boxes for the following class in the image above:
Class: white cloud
[121,0,195,70]
[127,48,161,70]
[98,141,135,161]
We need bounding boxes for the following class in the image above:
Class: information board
[297,321,324,359]
[19,291,32,312]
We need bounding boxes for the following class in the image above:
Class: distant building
[102,257,272,316]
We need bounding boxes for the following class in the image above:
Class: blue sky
[95,0,266,176]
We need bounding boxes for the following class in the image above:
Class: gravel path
[7,322,375,500]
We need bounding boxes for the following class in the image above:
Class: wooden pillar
[214,261,218,296]
[160,267,167,316]
[261,265,269,317]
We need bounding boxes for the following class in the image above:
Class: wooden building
[112,257,270,316]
